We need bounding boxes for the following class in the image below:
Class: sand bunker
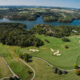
[29,49,39,52]
[50,48,54,52]
[50,48,61,56]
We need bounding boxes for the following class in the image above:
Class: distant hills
[0,5,78,10]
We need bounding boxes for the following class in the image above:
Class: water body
[0,16,80,29]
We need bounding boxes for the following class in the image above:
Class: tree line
[0,23,44,47]
[31,24,80,38]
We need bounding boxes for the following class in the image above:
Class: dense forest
[31,24,80,38]
[0,8,80,22]
[0,22,80,48]
[42,12,80,22]
[0,8,80,47]
[0,8,40,21]
[0,23,44,47]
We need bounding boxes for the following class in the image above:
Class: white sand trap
[50,48,54,52]
[29,49,39,52]
[56,54,61,56]
[55,50,59,54]
[51,49,61,56]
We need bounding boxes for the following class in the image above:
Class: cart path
[19,58,36,80]
[0,53,19,80]
[35,57,75,72]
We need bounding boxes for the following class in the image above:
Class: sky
[0,0,80,8]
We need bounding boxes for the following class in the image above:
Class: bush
[74,64,79,69]
[54,68,68,75]
[20,54,32,63]
[9,76,20,80]
[62,37,70,42]
[54,68,58,74]
[45,39,50,43]
[58,70,63,75]
[75,69,80,76]
[65,45,69,49]
[74,65,80,75]
[63,71,68,74]
[28,71,33,75]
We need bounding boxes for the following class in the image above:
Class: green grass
[0,44,33,80]
[12,43,80,80]
[0,57,12,78]
[1,34,80,80]
[28,57,80,80]
[29,34,80,69]
[12,34,80,70]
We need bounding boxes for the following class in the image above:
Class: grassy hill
[0,34,80,80]
[0,44,33,80]
[32,34,80,69]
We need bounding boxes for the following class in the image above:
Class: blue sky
[0,0,80,8]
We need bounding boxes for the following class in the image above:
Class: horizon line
[0,5,79,9]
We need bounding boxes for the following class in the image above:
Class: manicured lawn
[1,34,80,80]
[9,34,80,80]
[12,34,80,70]
[30,34,80,69]
[28,57,80,80]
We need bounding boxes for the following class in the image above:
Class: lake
[0,16,80,29]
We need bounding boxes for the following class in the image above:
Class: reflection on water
[0,16,80,29]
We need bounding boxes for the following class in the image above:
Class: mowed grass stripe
[0,44,33,80]
[0,56,12,78]
[33,34,80,69]
[28,57,80,80]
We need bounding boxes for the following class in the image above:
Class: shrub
[62,37,70,42]
[45,39,50,43]
[9,77,14,80]
[65,45,69,49]
[74,64,79,69]
[54,68,68,75]
[63,71,68,74]
[54,68,58,74]
[28,71,33,75]
[75,69,80,76]
[74,65,80,76]
[20,54,32,63]
[9,76,20,80]
[58,70,63,75]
